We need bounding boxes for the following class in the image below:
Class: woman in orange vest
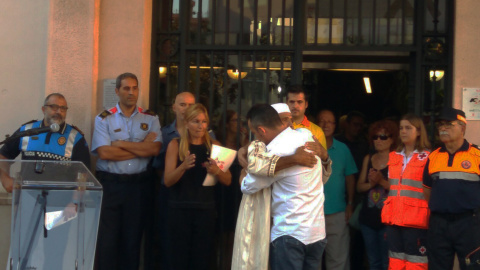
[381,114,431,270]
[357,120,398,270]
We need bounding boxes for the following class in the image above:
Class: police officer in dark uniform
[423,107,480,270]
[0,93,90,192]
[92,72,162,270]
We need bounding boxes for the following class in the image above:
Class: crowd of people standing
[1,72,480,270]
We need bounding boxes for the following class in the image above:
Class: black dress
[168,142,215,209]
[359,155,389,229]
[168,141,217,270]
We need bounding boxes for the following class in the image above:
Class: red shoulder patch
[108,107,118,114]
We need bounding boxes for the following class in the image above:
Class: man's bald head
[175,92,195,104]
[173,92,195,122]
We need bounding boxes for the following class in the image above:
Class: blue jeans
[360,224,388,270]
[270,235,327,270]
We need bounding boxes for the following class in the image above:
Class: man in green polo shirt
[318,109,357,270]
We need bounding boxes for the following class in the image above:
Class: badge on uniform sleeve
[58,137,66,145]
[140,123,149,131]
[461,160,472,169]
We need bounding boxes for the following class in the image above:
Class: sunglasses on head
[372,134,390,141]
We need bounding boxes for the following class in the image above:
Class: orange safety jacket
[381,150,430,229]
[425,141,480,213]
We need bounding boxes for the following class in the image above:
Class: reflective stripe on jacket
[381,150,430,228]
[426,142,480,213]
[19,120,81,161]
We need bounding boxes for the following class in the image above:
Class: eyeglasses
[372,134,390,141]
[44,104,69,112]
[435,121,459,129]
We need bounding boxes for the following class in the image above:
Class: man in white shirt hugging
[241,104,327,270]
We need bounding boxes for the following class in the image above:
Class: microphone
[7,123,60,141]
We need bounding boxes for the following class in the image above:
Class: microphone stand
[1,133,28,146]
[0,134,12,146]
[1,124,59,146]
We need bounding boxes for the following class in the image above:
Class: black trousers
[168,207,216,270]
[428,210,480,270]
[95,171,151,270]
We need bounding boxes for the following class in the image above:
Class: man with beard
[0,93,90,192]
[286,85,327,149]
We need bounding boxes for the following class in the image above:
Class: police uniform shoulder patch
[98,110,111,119]
[141,109,156,116]
[71,125,85,136]
[99,110,111,119]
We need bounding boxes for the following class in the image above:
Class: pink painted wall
[0,1,50,139]
[0,0,153,263]
[45,0,97,144]
[0,0,153,146]
[96,0,152,117]
[454,1,480,145]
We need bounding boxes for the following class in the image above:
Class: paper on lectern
[203,145,237,186]
[45,208,77,230]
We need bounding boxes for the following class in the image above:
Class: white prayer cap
[271,103,291,114]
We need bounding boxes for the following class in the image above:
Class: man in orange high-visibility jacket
[423,107,480,270]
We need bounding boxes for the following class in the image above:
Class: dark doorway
[304,70,408,125]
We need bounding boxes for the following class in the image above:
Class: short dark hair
[346,111,366,123]
[246,104,283,130]
[44,93,66,105]
[116,72,138,89]
[286,85,310,102]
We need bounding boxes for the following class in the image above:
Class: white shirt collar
[399,148,419,158]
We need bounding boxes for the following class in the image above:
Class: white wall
[45,0,97,144]
[95,0,152,118]
[0,0,153,265]
[0,0,153,148]
[0,1,50,139]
